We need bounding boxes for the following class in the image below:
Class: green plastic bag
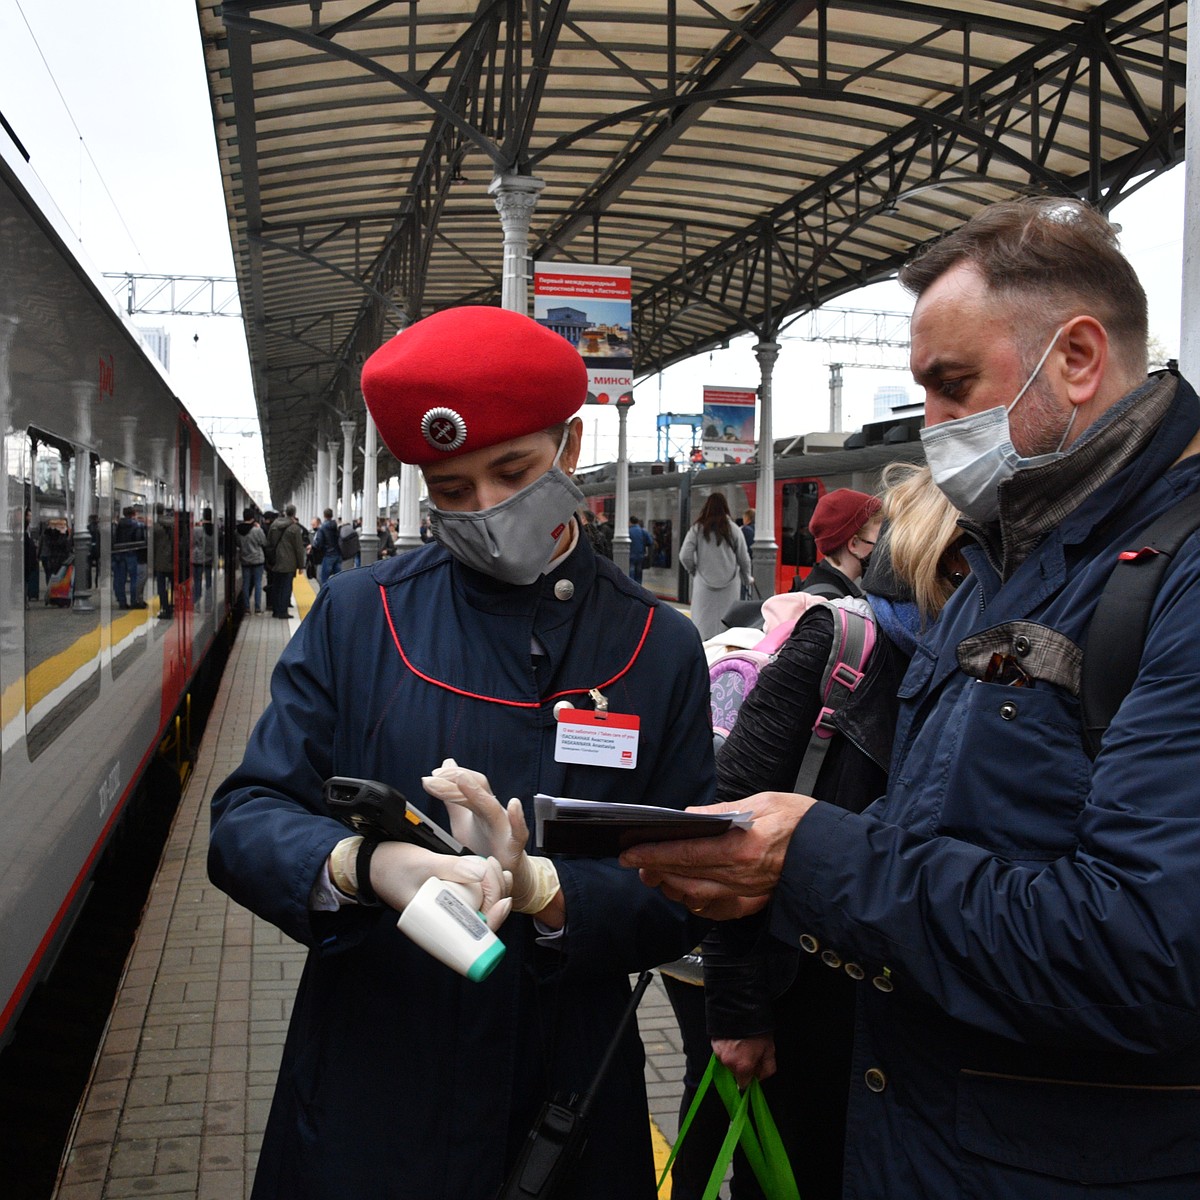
[657,1054,801,1200]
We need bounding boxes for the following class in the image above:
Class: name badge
[554,709,640,769]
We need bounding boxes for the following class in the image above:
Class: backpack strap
[813,599,877,739]
[1081,488,1200,758]
[800,581,844,600]
[794,598,877,795]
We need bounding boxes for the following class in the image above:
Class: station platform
[53,575,699,1199]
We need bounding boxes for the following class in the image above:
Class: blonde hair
[879,462,962,622]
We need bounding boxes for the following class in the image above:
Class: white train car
[0,134,253,1044]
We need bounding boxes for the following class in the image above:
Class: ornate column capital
[753,339,781,375]
[487,173,545,230]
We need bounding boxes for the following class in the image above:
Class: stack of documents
[534,794,753,856]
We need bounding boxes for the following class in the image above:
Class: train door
[222,473,238,614]
[110,465,150,680]
[776,480,821,593]
[188,430,215,629]
[177,418,195,676]
[150,417,189,721]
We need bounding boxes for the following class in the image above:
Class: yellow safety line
[651,1116,673,1197]
[293,571,318,620]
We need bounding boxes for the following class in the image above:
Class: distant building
[873,382,913,420]
[538,306,590,346]
[138,326,171,372]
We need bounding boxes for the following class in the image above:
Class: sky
[0,1,1188,492]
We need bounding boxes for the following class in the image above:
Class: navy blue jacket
[770,373,1200,1198]
[312,517,338,559]
[209,533,715,1199]
[628,523,653,565]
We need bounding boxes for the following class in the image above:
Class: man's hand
[619,792,816,920]
[712,1034,777,1089]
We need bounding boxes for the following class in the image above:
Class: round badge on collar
[553,579,575,601]
[420,406,467,453]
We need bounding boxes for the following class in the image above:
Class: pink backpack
[708,594,876,752]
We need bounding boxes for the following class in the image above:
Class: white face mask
[919,326,1075,522]
[429,430,585,586]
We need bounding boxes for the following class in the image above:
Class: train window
[779,482,821,572]
[111,466,150,679]
[23,429,101,761]
[650,519,672,569]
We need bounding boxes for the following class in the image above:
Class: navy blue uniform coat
[209,534,716,1199]
[770,373,1200,1198]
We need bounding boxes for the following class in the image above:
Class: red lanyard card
[554,708,641,770]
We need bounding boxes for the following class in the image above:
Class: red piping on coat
[379,583,655,707]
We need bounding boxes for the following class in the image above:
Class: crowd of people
[205,197,1200,1200]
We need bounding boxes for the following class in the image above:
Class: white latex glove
[422,759,559,915]
[422,758,527,870]
[367,841,512,933]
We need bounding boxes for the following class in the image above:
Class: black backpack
[1081,489,1200,756]
[338,523,360,560]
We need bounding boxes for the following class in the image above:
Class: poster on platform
[702,385,757,463]
[534,262,633,405]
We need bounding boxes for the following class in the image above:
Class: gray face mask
[429,431,585,586]
[919,326,1073,523]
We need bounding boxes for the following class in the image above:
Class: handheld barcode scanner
[324,776,469,854]
[323,777,504,982]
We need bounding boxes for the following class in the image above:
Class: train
[0,136,256,1046]
[575,422,925,600]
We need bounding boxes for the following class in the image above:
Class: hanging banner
[702,385,757,464]
[534,262,633,405]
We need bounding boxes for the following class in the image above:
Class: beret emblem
[420,406,467,453]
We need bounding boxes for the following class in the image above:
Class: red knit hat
[809,488,882,555]
[361,306,588,466]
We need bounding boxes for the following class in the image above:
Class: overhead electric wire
[12,0,146,262]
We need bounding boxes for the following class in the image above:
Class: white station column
[397,463,422,551]
[316,445,329,519]
[327,437,340,514]
[361,410,379,563]
[340,419,356,560]
[489,174,544,314]
[751,340,781,599]
[612,404,632,572]
[379,316,422,556]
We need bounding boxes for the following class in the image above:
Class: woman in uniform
[208,305,716,1200]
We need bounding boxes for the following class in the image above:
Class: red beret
[809,488,882,556]
[361,306,588,466]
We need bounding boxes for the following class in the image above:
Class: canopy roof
[196,0,1186,497]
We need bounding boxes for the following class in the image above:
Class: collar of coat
[964,371,1199,579]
